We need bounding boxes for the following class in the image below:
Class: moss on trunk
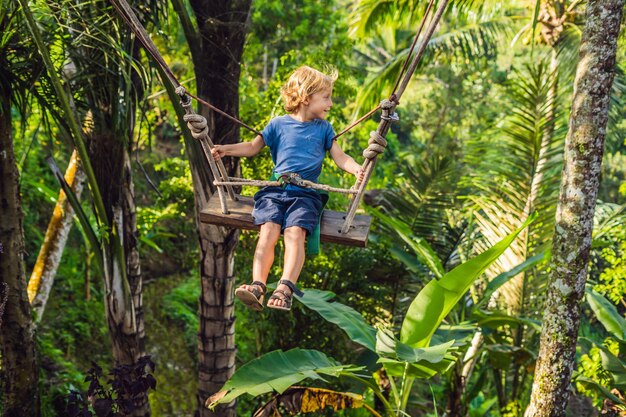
[525,1,625,416]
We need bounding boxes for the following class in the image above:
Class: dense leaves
[4,0,626,415]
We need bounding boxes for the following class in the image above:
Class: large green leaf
[208,349,364,407]
[400,213,536,347]
[576,375,626,405]
[472,309,541,332]
[431,323,477,347]
[579,337,626,393]
[474,251,547,308]
[377,357,456,378]
[585,287,626,342]
[297,289,377,352]
[376,328,456,363]
[372,210,445,278]
[598,346,626,389]
[375,328,457,378]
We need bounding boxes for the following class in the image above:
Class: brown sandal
[267,279,303,311]
[235,281,267,311]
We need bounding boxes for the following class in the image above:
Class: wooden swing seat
[199,194,371,247]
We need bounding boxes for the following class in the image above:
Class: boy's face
[305,88,333,120]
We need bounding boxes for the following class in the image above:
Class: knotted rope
[183,113,209,138]
[363,131,389,160]
[181,99,237,211]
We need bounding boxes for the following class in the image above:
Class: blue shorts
[252,186,323,235]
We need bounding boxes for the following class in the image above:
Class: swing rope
[109,0,450,231]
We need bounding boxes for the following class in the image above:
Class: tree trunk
[27,149,85,322]
[524,1,624,416]
[180,1,252,416]
[0,84,40,417]
[89,130,148,417]
[123,151,145,353]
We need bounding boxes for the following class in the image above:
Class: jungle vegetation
[0,0,625,416]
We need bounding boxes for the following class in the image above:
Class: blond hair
[281,66,338,113]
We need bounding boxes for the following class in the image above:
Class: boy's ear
[302,96,310,105]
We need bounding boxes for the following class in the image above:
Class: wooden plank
[199,194,371,247]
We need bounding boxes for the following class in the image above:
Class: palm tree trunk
[90,131,149,416]
[27,150,85,322]
[123,151,145,352]
[0,85,40,417]
[176,1,251,416]
[525,1,624,416]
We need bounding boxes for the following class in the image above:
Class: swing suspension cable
[340,0,449,234]
[390,0,437,98]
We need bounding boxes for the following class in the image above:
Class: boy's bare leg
[267,226,306,308]
[239,222,281,293]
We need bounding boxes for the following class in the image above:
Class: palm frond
[353,15,514,113]
[606,64,626,152]
[462,61,566,312]
[349,0,430,38]
[375,153,465,269]
[593,202,626,242]
[554,24,582,79]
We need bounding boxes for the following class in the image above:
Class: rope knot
[363,131,388,160]
[380,99,395,110]
[183,113,208,139]
[379,99,399,122]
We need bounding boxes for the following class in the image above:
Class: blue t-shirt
[261,115,335,183]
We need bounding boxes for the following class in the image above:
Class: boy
[211,66,364,311]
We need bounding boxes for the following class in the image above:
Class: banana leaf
[401,213,536,348]
[431,323,477,347]
[376,328,456,363]
[585,287,626,342]
[472,309,541,331]
[595,344,626,389]
[576,375,626,405]
[207,349,364,408]
[297,289,377,352]
[377,357,455,378]
[474,251,547,308]
[376,328,457,378]
[372,210,445,278]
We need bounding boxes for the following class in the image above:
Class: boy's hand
[355,168,365,182]
[211,145,226,160]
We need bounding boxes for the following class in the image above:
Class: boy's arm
[211,134,265,159]
[329,141,365,181]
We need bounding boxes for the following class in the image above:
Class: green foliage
[162,276,200,357]
[595,237,626,307]
[37,334,86,417]
[213,216,531,416]
[8,0,626,415]
[401,214,536,347]
[577,289,626,408]
[209,349,364,406]
[136,155,197,269]
[297,289,378,352]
